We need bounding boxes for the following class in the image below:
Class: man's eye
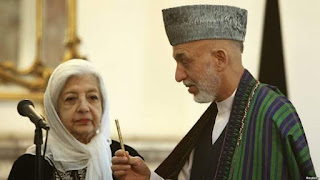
[181,59,189,67]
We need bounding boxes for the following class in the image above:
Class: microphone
[17,99,49,130]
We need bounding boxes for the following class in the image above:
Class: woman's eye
[65,97,76,102]
[89,95,99,100]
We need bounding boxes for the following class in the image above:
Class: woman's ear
[212,49,228,72]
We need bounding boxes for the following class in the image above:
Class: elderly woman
[9,59,142,179]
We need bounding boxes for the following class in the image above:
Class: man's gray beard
[194,64,221,103]
[194,90,216,103]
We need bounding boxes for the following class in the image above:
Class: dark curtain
[259,0,287,96]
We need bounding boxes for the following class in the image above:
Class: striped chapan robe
[155,69,316,180]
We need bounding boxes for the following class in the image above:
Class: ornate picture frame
[0,0,83,103]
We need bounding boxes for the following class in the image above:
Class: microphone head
[17,99,34,117]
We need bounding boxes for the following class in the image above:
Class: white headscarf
[26,59,113,180]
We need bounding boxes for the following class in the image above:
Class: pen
[115,119,126,155]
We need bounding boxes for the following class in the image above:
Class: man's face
[173,40,221,103]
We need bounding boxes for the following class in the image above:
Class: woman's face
[58,74,103,144]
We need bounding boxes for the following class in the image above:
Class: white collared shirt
[151,90,236,180]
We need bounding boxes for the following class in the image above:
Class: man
[112,4,316,180]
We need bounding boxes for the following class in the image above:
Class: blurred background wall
[0,0,319,179]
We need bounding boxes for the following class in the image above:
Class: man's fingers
[128,156,144,165]
[112,155,129,164]
[114,149,124,156]
[112,155,143,167]
[112,154,151,178]
[111,164,131,178]
[114,149,129,156]
[113,170,129,177]
[111,164,131,171]
[127,156,151,176]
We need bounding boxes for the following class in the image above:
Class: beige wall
[1,0,319,176]
[79,0,320,174]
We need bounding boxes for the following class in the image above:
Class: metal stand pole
[34,126,43,180]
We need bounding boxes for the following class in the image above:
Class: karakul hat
[162,5,248,46]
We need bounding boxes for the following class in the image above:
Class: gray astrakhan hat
[162,5,248,46]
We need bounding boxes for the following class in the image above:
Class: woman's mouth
[76,118,91,124]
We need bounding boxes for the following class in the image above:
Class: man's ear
[212,49,228,72]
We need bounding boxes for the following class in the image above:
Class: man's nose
[175,64,187,82]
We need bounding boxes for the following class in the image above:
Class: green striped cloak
[155,69,316,180]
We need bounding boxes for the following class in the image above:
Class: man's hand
[112,150,151,180]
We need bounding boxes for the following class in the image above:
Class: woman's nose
[77,98,89,113]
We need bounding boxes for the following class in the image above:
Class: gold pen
[115,119,126,155]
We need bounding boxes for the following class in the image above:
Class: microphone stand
[17,99,49,180]
[34,121,44,180]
